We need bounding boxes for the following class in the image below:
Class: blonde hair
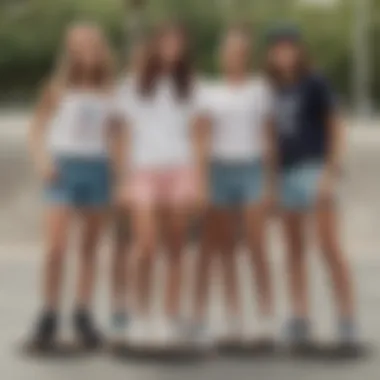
[52,22,115,92]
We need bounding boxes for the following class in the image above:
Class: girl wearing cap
[265,26,359,352]
[192,25,275,347]
[28,23,119,350]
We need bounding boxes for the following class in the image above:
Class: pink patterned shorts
[126,166,198,207]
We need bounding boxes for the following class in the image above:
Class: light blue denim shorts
[45,156,111,208]
[279,161,323,211]
[210,160,264,207]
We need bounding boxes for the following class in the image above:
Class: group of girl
[28,20,359,353]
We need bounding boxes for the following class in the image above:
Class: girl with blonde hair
[28,22,122,350]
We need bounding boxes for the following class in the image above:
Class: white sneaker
[155,318,174,347]
[109,313,129,343]
[259,317,275,342]
[221,318,244,344]
[191,322,214,349]
[126,317,152,348]
[155,318,187,348]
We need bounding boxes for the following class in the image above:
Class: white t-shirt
[115,76,203,170]
[202,77,273,162]
[47,91,114,158]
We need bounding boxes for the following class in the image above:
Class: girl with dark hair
[265,26,360,353]
[109,37,150,342]
[28,23,120,350]
[114,23,208,347]
[192,26,275,347]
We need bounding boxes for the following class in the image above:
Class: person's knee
[248,235,265,256]
[166,237,185,258]
[80,232,99,259]
[286,245,305,266]
[285,235,305,264]
[167,254,181,269]
[319,235,343,266]
[47,244,66,265]
[136,236,156,261]
[220,245,236,262]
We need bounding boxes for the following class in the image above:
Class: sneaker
[110,312,129,343]
[190,322,214,349]
[286,318,310,344]
[126,317,152,348]
[27,310,58,351]
[258,317,274,342]
[221,317,244,345]
[331,318,366,359]
[255,317,275,351]
[73,309,103,349]
[285,318,315,355]
[338,317,358,345]
[155,318,181,348]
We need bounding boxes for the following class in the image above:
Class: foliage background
[0,0,378,107]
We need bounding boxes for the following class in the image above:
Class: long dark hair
[139,22,193,99]
[265,41,311,88]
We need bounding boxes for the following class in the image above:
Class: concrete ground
[1,114,379,379]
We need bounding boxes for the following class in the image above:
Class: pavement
[1,113,380,379]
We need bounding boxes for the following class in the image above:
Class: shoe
[126,317,152,348]
[258,317,275,344]
[331,319,367,359]
[220,317,244,346]
[286,317,310,343]
[155,318,180,348]
[27,310,58,351]
[285,318,315,356]
[190,321,214,349]
[110,312,129,343]
[327,341,369,360]
[255,317,275,352]
[73,309,103,350]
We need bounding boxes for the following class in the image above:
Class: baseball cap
[265,24,302,46]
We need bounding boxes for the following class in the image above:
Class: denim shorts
[279,161,323,211]
[45,156,111,208]
[210,160,264,207]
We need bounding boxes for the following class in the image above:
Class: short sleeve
[263,83,275,119]
[191,79,213,117]
[111,77,131,123]
[314,75,338,114]
[256,77,275,120]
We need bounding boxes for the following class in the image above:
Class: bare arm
[107,117,129,185]
[192,114,212,181]
[263,117,279,198]
[192,114,212,207]
[325,111,345,177]
[29,82,58,181]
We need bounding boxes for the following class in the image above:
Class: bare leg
[193,208,217,322]
[111,209,129,314]
[244,203,273,318]
[282,211,309,319]
[74,210,105,347]
[315,202,355,319]
[130,205,156,317]
[162,206,189,319]
[30,206,71,347]
[76,210,105,309]
[216,209,240,319]
[43,206,71,310]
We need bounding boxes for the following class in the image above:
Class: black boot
[73,309,103,350]
[28,310,58,351]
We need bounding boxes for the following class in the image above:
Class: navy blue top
[273,73,337,168]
